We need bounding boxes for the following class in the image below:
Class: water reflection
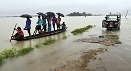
[44,36,48,42]
[35,38,42,44]
[61,31,66,37]
[28,40,32,47]
[11,41,25,49]
[101,29,121,43]
[56,33,61,41]
[10,40,35,49]
[101,29,120,36]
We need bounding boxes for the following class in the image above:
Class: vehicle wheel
[118,27,120,30]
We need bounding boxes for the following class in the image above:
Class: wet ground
[74,34,121,46]
[0,16,131,71]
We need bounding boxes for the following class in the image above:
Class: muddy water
[0,16,131,71]
[0,16,105,51]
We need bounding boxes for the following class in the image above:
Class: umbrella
[20,14,32,18]
[46,12,55,17]
[37,12,46,17]
[56,13,64,17]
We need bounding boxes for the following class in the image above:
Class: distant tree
[86,13,92,16]
[67,12,92,16]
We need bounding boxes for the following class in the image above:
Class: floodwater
[0,16,131,71]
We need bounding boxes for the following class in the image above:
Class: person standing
[37,16,42,34]
[47,15,51,34]
[25,17,31,36]
[56,16,61,30]
[52,16,56,31]
[42,16,47,34]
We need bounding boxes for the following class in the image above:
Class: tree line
[67,12,92,16]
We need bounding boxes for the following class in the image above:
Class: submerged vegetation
[0,37,62,63]
[0,47,34,63]
[99,58,102,60]
[71,25,94,35]
[62,36,67,39]
[35,44,40,48]
[43,38,55,45]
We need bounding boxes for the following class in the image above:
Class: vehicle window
[107,16,117,20]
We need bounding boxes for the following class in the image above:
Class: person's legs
[62,25,64,29]
[16,34,24,40]
[44,25,46,35]
[58,24,60,29]
[48,24,51,32]
[48,24,51,34]
[53,24,55,31]
[57,24,59,30]
[11,33,19,39]
[27,28,31,36]
[44,25,46,32]
[42,24,44,31]
[50,24,51,32]
[14,33,19,38]
[38,26,41,34]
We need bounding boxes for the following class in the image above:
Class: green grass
[71,25,94,35]
[99,58,102,60]
[0,47,34,63]
[17,47,34,56]
[43,38,55,45]
[62,36,67,39]
[35,44,40,48]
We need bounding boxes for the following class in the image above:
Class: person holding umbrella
[24,17,31,36]
[20,14,32,36]
[42,16,47,34]
[52,16,57,31]
[47,15,52,34]
[36,15,42,35]
[56,16,61,30]
[37,12,47,34]
[56,13,64,30]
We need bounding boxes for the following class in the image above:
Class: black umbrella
[56,13,64,17]
[37,12,46,17]
[46,12,55,17]
[20,14,32,18]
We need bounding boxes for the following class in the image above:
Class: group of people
[11,15,66,40]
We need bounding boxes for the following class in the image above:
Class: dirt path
[48,48,107,71]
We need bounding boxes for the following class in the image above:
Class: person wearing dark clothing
[24,17,31,36]
[61,22,66,29]
[52,16,57,31]
[42,16,47,32]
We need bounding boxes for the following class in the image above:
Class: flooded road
[0,16,131,71]
[87,16,131,71]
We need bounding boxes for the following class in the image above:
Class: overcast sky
[0,0,131,16]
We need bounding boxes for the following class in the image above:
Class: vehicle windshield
[107,16,117,20]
